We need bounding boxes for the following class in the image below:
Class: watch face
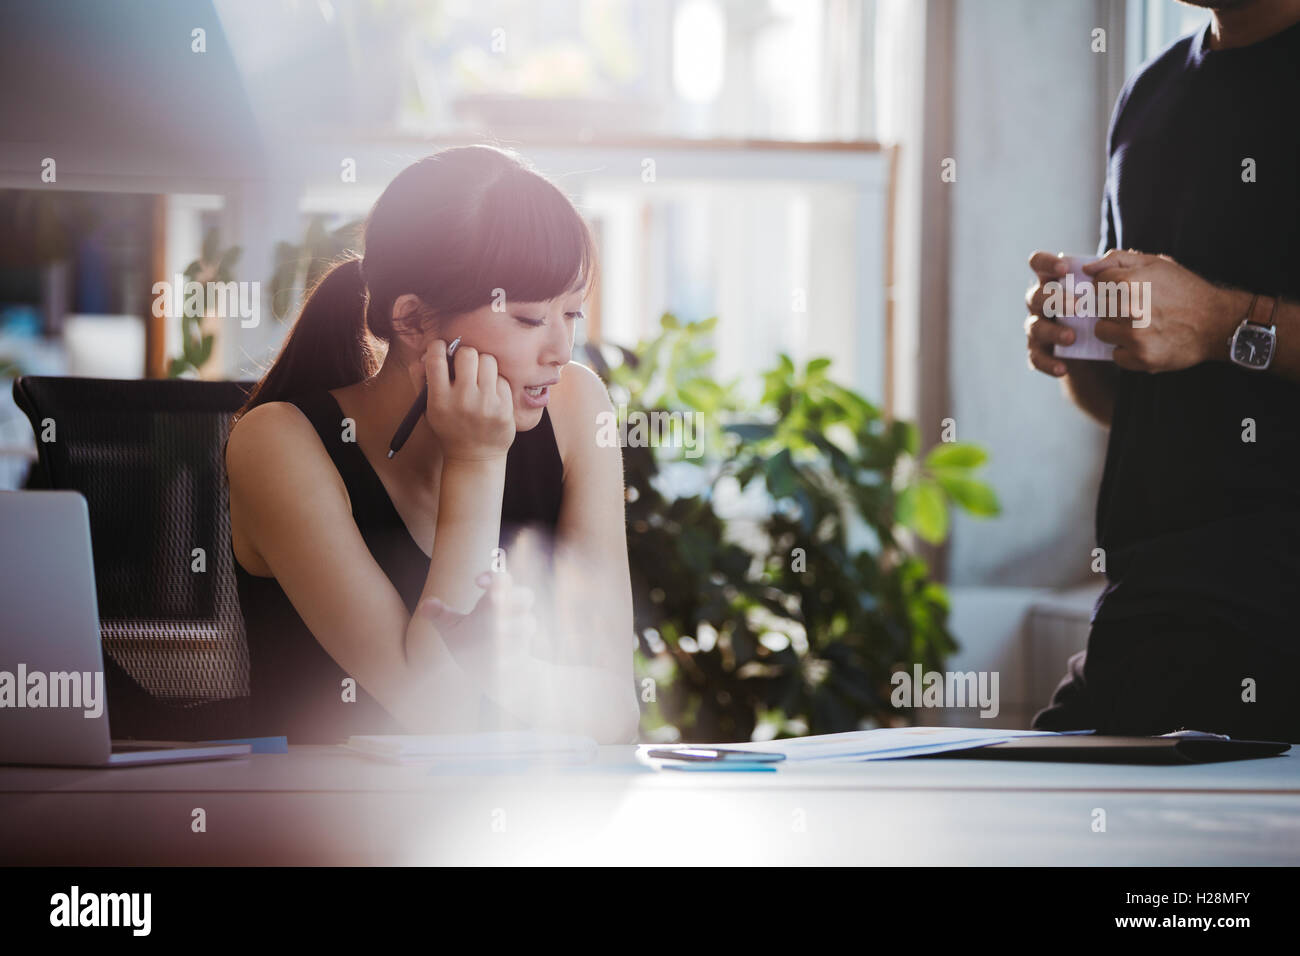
[1232,326,1275,368]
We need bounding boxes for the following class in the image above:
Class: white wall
[943,0,1116,588]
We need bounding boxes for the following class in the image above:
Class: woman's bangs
[476,174,596,306]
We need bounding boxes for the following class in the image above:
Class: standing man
[1024,0,1300,740]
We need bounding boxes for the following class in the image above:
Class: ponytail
[234,257,377,419]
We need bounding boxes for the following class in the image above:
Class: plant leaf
[217,244,243,276]
[924,442,988,470]
[890,420,919,456]
[935,474,1000,516]
[200,227,220,264]
[901,478,948,543]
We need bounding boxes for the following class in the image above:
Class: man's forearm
[1061,360,1118,427]
[1056,287,1300,422]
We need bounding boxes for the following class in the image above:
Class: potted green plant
[168,228,240,379]
[589,314,999,742]
[268,215,364,323]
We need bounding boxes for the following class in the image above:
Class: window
[1127,0,1211,70]
[217,0,875,142]
[218,1,892,401]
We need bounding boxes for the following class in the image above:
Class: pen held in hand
[387,336,461,459]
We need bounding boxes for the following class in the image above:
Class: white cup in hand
[1052,254,1116,362]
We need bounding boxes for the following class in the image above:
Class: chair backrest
[13,375,255,739]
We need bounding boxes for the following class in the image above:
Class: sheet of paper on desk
[718,727,1075,762]
[344,731,598,765]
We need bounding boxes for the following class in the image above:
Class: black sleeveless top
[232,390,564,743]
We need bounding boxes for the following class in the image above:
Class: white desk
[2,746,1298,865]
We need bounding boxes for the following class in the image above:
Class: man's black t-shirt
[1094,20,1300,647]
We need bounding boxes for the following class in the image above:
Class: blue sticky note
[203,736,288,754]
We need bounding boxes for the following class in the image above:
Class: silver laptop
[0,491,251,766]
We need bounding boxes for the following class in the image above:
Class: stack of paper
[343,731,598,766]
[691,727,1080,763]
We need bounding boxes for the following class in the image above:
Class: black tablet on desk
[920,734,1291,764]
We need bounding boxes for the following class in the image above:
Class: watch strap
[1246,293,1278,329]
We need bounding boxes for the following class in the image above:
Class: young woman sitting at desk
[225,145,639,745]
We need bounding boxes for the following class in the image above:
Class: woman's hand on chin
[409,339,516,462]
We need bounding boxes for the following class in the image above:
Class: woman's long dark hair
[234,145,598,419]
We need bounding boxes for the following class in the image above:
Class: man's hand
[1085,250,1238,373]
[1024,251,1074,377]
[1025,250,1120,426]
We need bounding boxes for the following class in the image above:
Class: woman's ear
[389,294,431,350]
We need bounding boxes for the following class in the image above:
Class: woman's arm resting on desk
[226,402,491,735]
[550,365,641,742]
[442,364,640,744]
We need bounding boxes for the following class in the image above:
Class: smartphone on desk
[647,747,785,763]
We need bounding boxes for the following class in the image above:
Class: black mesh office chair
[13,375,255,740]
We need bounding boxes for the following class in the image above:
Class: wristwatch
[1228,293,1278,370]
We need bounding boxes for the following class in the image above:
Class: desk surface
[3,746,1298,865]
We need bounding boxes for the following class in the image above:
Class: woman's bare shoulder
[226,401,348,504]
[547,360,615,472]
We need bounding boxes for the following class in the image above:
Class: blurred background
[0,0,1212,739]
